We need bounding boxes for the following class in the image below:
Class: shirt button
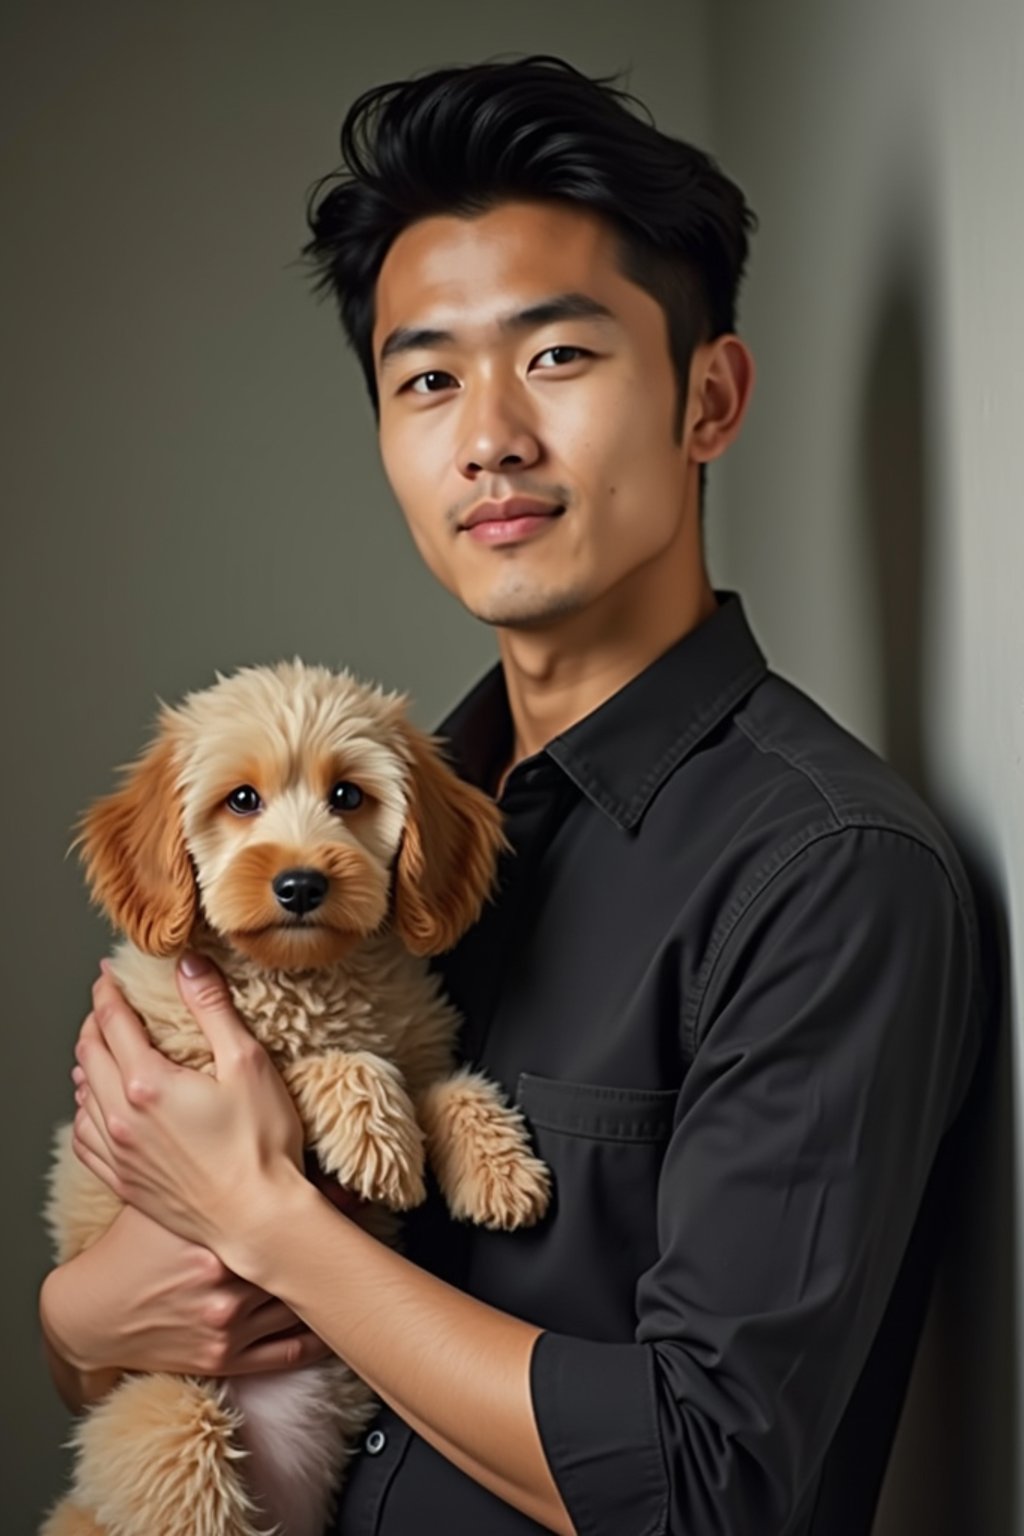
[365,1428,387,1456]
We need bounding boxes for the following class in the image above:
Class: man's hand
[72,954,305,1254]
[45,1031,370,1413]
[39,1201,335,1411]
[51,951,372,1412]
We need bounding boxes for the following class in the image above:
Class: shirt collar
[436,589,769,831]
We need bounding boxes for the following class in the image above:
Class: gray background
[4,2,1019,1532]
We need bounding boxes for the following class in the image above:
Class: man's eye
[408,370,457,395]
[534,345,590,367]
[329,781,365,813]
[226,785,262,815]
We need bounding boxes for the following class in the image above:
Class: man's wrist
[39,1269,124,1411]
[221,1158,329,1286]
[39,1264,86,1371]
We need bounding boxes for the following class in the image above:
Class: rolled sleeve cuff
[530,1330,668,1536]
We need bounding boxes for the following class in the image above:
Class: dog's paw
[419,1069,554,1229]
[313,1056,428,1212]
[449,1146,552,1231]
[363,1134,428,1211]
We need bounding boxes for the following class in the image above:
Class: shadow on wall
[860,266,1018,1536]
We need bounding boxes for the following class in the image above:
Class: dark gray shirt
[334,589,989,1536]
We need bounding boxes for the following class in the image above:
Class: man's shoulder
[720,669,973,908]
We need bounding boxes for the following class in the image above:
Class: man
[43,55,988,1536]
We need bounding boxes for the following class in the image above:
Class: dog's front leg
[282,1050,427,1211]
[417,1067,552,1230]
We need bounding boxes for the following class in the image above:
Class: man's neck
[494,560,719,783]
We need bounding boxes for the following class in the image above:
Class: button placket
[332,1412,412,1534]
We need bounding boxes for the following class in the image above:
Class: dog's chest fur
[108,931,453,1072]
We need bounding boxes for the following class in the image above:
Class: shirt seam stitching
[733,708,848,821]
[523,1117,673,1143]
[518,1072,678,1104]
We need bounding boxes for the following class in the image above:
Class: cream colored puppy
[42,660,550,1536]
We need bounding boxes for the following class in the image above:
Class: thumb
[176,951,252,1068]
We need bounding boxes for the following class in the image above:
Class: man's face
[372,199,701,630]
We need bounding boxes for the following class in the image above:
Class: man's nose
[458,388,542,476]
[272,868,329,915]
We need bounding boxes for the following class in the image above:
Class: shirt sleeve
[530,825,983,1536]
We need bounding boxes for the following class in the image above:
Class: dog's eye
[329,781,364,813]
[226,785,262,815]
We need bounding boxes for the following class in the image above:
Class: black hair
[303,53,757,515]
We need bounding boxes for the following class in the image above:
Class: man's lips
[459,497,564,530]
[459,498,564,546]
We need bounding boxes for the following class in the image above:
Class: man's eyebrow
[377,292,618,371]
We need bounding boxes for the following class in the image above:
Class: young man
[43,55,988,1536]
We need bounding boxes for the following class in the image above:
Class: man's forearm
[227,1167,576,1536]
[39,1269,123,1415]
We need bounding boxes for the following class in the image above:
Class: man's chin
[466,584,589,631]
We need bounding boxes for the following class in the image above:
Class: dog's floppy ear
[392,723,507,956]
[71,718,196,956]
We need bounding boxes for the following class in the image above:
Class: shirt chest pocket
[515,1072,678,1142]
[512,1072,679,1336]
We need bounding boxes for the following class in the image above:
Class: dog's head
[73,661,507,969]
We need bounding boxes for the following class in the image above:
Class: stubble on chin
[466,577,590,631]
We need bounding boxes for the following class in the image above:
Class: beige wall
[2,4,713,1528]
[707,2,1022,1530]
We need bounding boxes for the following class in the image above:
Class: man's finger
[75,1079,120,1162]
[89,972,165,1087]
[175,952,259,1072]
[73,1099,117,1165]
[76,1012,136,1129]
[236,1297,307,1349]
[71,1116,124,1199]
[235,1328,332,1374]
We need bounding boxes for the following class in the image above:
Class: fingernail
[178,951,211,979]
[99,959,112,977]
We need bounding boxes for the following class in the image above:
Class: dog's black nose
[272,868,329,915]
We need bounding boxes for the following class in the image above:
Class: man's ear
[71,718,196,956]
[392,723,508,957]
[686,333,756,465]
